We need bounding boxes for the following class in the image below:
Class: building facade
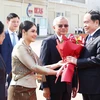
[86,0,100,11]
[48,0,86,34]
[0,0,87,36]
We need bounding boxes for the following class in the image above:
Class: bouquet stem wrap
[61,63,75,83]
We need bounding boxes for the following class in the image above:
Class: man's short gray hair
[53,16,68,26]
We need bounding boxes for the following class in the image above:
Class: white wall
[86,0,100,11]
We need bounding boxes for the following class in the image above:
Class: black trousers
[82,94,100,100]
[47,91,71,100]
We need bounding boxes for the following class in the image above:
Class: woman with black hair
[0,21,6,100]
[8,20,66,100]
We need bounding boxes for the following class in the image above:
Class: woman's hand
[55,65,65,83]
[57,60,68,67]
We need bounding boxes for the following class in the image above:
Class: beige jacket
[12,39,47,81]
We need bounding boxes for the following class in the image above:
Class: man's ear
[53,26,55,30]
[6,20,9,24]
[95,20,99,26]
[22,29,25,34]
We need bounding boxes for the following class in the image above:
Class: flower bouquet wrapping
[55,34,84,83]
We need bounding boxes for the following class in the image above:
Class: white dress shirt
[56,33,63,42]
[8,29,19,45]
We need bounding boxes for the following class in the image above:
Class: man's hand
[66,56,77,65]
[72,87,77,98]
[43,88,50,99]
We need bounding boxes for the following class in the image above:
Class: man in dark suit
[0,13,20,86]
[40,16,77,100]
[66,10,100,100]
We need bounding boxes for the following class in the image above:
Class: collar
[55,33,62,42]
[89,27,100,37]
[8,28,17,35]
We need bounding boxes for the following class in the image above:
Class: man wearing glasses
[40,16,77,100]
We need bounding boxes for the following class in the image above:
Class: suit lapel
[53,34,60,43]
[50,34,58,45]
[54,34,58,40]
[6,31,13,48]
[85,29,100,47]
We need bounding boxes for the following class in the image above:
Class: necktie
[12,33,16,46]
[86,35,92,43]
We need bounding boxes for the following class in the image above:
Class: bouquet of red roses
[55,34,84,83]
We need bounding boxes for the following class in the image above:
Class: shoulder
[13,39,24,51]
[95,29,100,36]
[4,30,10,40]
[5,30,9,35]
[43,34,57,42]
[12,39,26,56]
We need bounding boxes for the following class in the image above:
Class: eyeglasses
[58,24,69,28]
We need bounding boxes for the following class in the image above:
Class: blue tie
[12,33,16,46]
[86,35,92,43]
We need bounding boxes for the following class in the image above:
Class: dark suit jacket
[40,34,77,93]
[77,29,100,94]
[0,54,6,100]
[0,30,13,74]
